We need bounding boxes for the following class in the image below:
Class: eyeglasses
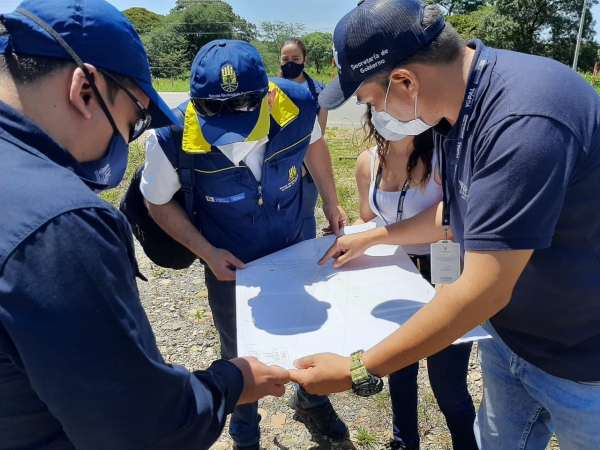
[191,88,268,118]
[99,69,152,142]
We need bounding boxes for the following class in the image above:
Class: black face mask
[280,61,305,79]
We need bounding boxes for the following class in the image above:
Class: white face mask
[372,78,432,136]
[217,135,269,166]
[370,110,407,142]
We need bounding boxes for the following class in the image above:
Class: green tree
[251,39,279,76]
[252,21,306,76]
[142,0,257,78]
[168,0,255,41]
[122,7,163,35]
[447,6,519,49]
[259,21,306,53]
[302,31,333,74]
[446,0,599,69]
[428,0,487,15]
[142,27,189,78]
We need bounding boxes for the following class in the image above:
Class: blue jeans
[204,266,330,446]
[475,322,600,450]
[300,173,318,240]
[389,342,477,449]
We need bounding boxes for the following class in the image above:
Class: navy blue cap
[190,40,269,146]
[0,0,181,128]
[320,0,445,110]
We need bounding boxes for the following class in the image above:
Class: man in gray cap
[0,1,289,449]
[290,0,600,449]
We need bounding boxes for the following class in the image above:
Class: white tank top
[367,147,442,256]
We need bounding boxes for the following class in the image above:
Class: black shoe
[384,439,420,450]
[233,444,260,450]
[288,391,349,441]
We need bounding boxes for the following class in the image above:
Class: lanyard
[440,46,490,231]
[372,162,411,225]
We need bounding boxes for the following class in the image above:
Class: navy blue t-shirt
[434,40,600,381]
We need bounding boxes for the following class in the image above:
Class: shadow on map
[371,299,425,326]
[248,291,330,335]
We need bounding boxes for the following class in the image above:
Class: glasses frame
[98,69,152,143]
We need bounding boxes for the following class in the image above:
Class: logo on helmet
[221,64,238,93]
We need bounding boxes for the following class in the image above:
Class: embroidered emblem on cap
[221,64,238,93]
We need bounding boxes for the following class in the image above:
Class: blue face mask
[78,131,129,192]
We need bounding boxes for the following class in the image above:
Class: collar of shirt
[0,100,106,190]
[432,39,496,142]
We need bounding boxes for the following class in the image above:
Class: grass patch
[579,71,600,95]
[152,77,190,92]
[355,426,379,448]
[370,389,392,410]
[321,126,368,223]
[151,268,166,278]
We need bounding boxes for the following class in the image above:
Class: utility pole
[572,0,589,70]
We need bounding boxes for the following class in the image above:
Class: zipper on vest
[258,184,263,205]
[277,201,281,211]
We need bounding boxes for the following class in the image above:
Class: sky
[2,0,600,51]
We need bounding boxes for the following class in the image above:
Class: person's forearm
[317,109,328,135]
[368,202,448,247]
[363,275,504,377]
[304,139,339,206]
[361,250,529,377]
[146,199,213,260]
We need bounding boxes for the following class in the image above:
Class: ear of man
[390,68,420,99]
[69,64,98,120]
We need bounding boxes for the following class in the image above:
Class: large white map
[236,234,489,369]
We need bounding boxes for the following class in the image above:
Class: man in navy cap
[0,1,290,449]
[290,0,600,449]
[139,39,350,448]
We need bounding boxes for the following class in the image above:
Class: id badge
[430,241,461,285]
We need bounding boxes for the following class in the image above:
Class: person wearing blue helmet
[0,1,290,449]
[139,39,350,449]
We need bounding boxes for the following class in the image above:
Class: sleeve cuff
[206,359,244,414]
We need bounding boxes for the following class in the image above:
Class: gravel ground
[135,240,484,450]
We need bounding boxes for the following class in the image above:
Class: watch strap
[350,350,369,384]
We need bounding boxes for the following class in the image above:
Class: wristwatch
[349,350,384,397]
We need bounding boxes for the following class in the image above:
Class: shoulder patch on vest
[182,102,212,153]
[269,81,300,128]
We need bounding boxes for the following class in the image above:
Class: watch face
[352,376,384,397]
